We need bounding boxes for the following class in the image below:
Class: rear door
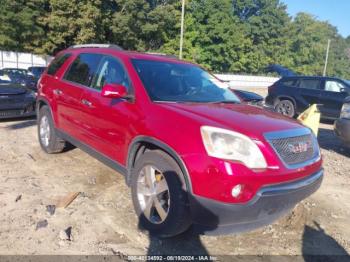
[57,53,104,141]
[78,55,133,162]
[295,78,322,110]
[318,79,350,119]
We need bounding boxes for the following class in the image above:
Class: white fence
[215,74,279,89]
[0,50,52,69]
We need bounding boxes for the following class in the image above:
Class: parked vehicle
[266,76,350,119]
[230,88,264,106]
[334,96,350,147]
[28,66,46,79]
[0,82,36,119]
[0,68,37,91]
[37,44,323,237]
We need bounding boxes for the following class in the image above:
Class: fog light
[231,184,242,198]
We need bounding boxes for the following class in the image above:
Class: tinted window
[47,54,71,76]
[132,59,240,103]
[325,80,346,93]
[64,53,103,86]
[281,79,296,87]
[297,79,321,90]
[92,56,130,91]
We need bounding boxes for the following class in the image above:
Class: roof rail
[146,52,178,59]
[69,44,124,50]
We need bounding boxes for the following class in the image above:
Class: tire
[275,99,295,118]
[38,105,66,153]
[131,150,192,238]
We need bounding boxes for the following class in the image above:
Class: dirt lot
[0,103,349,258]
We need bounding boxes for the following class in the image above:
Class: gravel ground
[0,105,349,258]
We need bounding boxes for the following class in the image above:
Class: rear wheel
[275,99,295,118]
[38,106,66,153]
[131,150,192,238]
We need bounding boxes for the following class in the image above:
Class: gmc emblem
[288,142,311,154]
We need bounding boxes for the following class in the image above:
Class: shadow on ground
[318,127,350,157]
[1,116,36,130]
[302,221,349,261]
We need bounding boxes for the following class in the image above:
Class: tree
[232,0,293,72]
[37,0,108,54]
[0,0,45,52]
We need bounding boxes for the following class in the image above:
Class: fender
[127,136,193,193]
[36,97,57,125]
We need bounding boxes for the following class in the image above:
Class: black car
[0,82,36,119]
[0,68,37,91]
[266,76,350,119]
[28,66,46,79]
[334,97,350,147]
[230,88,264,106]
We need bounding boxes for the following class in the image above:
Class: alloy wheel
[39,115,50,147]
[136,165,170,224]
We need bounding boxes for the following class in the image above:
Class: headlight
[200,126,267,169]
[340,103,350,119]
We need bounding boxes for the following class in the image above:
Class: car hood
[159,102,303,140]
[0,84,27,95]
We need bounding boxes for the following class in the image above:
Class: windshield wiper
[209,100,240,104]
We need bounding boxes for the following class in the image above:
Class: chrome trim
[264,128,321,169]
[257,169,323,197]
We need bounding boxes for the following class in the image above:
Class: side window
[47,53,71,76]
[92,56,130,91]
[325,80,345,93]
[64,53,103,86]
[281,79,296,87]
[297,79,321,90]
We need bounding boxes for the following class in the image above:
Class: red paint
[38,47,323,204]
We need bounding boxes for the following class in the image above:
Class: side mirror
[101,83,128,99]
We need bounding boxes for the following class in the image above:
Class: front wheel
[38,105,66,153]
[275,100,295,118]
[131,150,192,238]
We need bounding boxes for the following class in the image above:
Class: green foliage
[0,0,45,52]
[0,0,349,78]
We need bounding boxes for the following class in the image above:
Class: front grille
[268,133,318,166]
[0,110,23,117]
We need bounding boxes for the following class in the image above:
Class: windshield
[132,59,240,103]
[346,80,350,86]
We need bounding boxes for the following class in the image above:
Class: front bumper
[334,118,350,146]
[189,169,323,235]
[0,103,36,119]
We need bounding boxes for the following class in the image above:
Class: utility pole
[179,0,185,59]
[323,39,331,76]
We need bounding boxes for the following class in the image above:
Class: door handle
[53,89,63,95]
[81,99,93,107]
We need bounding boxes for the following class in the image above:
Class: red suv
[37,44,323,237]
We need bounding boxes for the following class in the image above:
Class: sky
[282,0,350,38]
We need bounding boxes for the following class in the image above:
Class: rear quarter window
[47,53,71,76]
[280,79,296,87]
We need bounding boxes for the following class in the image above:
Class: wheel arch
[126,136,192,193]
[36,98,57,126]
[274,96,297,108]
